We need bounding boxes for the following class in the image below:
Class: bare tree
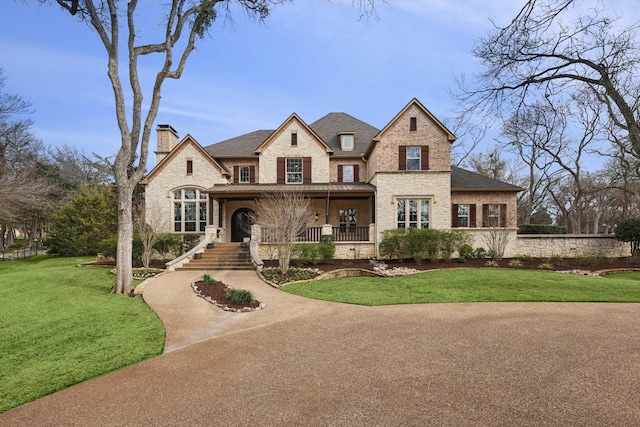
[455,0,640,158]
[253,190,315,274]
[46,0,380,294]
[0,69,54,247]
[44,0,284,294]
[135,215,165,269]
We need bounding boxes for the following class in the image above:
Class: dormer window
[340,133,354,151]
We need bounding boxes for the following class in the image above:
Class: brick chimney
[155,124,179,164]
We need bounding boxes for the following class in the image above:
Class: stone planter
[206,243,215,249]
[194,253,202,259]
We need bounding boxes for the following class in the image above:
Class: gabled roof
[451,166,524,192]
[309,113,379,156]
[141,135,230,185]
[374,98,456,142]
[205,129,273,157]
[255,113,333,154]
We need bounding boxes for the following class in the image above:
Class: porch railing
[260,226,370,242]
[261,226,323,242]
[332,226,369,242]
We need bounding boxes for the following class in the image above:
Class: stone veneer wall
[372,171,452,256]
[144,141,227,233]
[258,118,330,183]
[515,235,628,258]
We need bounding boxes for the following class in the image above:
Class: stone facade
[142,137,227,233]
[143,98,529,260]
[258,116,331,183]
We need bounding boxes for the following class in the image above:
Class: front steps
[176,242,254,271]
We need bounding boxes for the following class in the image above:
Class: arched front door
[231,208,254,242]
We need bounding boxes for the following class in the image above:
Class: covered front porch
[205,183,377,251]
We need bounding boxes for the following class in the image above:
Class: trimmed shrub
[154,234,183,258]
[379,228,471,263]
[518,224,568,234]
[227,288,255,305]
[458,244,475,260]
[379,229,410,262]
[474,247,487,259]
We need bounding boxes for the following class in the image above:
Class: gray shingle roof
[309,113,380,156]
[204,129,273,157]
[203,113,379,158]
[451,166,523,191]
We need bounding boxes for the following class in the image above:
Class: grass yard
[282,269,640,306]
[0,256,165,413]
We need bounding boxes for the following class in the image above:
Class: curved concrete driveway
[2,270,639,426]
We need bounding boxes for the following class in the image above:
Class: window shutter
[338,165,343,182]
[482,204,489,227]
[233,166,239,183]
[277,157,285,183]
[303,157,312,183]
[500,204,507,227]
[470,204,477,228]
[249,166,255,183]
[421,146,429,170]
[354,165,359,182]
[399,146,407,170]
[452,204,459,227]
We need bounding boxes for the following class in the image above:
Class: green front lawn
[0,256,165,413]
[282,269,640,306]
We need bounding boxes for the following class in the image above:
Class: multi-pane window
[239,166,250,183]
[339,208,357,232]
[173,188,207,232]
[488,204,500,227]
[406,146,421,171]
[286,158,303,183]
[397,199,430,229]
[457,204,470,227]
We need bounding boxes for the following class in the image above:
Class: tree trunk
[114,181,134,295]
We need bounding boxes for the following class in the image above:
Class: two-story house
[141,98,522,259]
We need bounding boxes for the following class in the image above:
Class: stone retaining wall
[515,235,628,258]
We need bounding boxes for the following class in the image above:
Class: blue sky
[0,0,636,169]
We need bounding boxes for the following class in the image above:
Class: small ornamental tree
[253,190,315,274]
[615,218,640,258]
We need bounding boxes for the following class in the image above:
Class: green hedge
[517,224,567,234]
[378,228,471,263]
[292,235,335,266]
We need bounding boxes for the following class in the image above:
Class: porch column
[322,224,333,237]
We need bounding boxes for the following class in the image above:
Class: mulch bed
[192,280,262,311]
[263,257,640,273]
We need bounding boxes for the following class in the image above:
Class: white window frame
[406,146,421,171]
[173,188,207,233]
[239,166,250,183]
[286,158,303,184]
[488,204,500,227]
[458,204,470,228]
[396,198,430,229]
